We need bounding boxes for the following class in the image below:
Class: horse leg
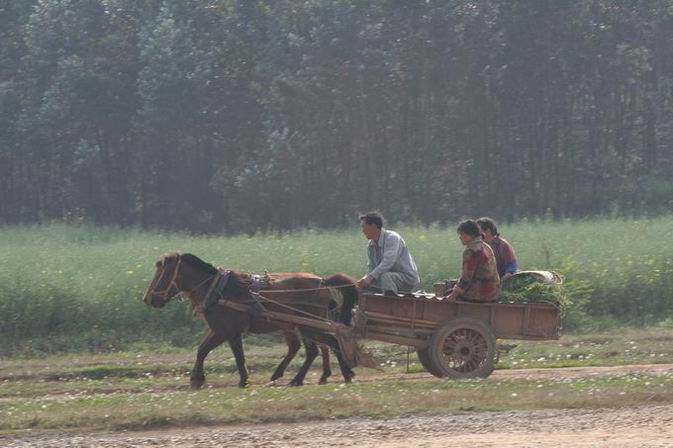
[315,333,354,384]
[228,333,250,388]
[318,345,332,385]
[289,338,319,386]
[333,349,355,384]
[191,330,228,389]
[269,331,301,383]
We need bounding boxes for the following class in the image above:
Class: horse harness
[202,270,341,322]
[203,269,271,313]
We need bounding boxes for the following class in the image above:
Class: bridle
[146,253,221,306]
[147,254,183,303]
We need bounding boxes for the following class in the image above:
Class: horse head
[143,252,183,308]
[143,252,219,308]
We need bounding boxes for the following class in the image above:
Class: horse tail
[323,273,359,326]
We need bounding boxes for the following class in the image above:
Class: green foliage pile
[498,269,594,329]
[500,275,567,309]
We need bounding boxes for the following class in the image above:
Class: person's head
[456,219,481,245]
[476,217,499,243]
[359,211,384,240]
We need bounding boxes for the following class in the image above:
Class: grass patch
[1,372,671,433]
[1,328,672,434]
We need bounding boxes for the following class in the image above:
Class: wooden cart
[225,271,562,380]
[353,291,560,378]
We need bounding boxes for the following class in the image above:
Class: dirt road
[3,404,673,448]
[3,364,673,447]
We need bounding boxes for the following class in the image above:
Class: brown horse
[142,252,358,388]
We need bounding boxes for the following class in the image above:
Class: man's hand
[446,286,463,302]
[357,275,373,289]
[501,273,513,281]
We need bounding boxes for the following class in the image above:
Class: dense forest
[1,0,672,233]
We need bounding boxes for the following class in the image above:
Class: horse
[142,252,358,388]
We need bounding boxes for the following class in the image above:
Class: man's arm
[366,244,376,273]
[448,249,477,300]
[457,249,478,288]
[368,232,401,280]
[501,242,517,279]
[358,244,378,288]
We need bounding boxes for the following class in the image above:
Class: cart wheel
[477,364,495,378]
[416,347,444,378]
[429,317,496,379]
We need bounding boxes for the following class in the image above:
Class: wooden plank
[364,311,438,327]
[366,331,428,349]
[220,300,349,335]
[365,324,434,335]
[366,316,436,329]
[523,306,531,336]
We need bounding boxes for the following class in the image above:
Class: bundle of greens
[500,271,569,314]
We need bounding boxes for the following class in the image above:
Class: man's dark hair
[457,219,481,238]
[476,217,499,236]
[359,211,384,229]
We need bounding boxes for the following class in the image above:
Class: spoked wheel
[429,317,496,379]
[416,347,444,378]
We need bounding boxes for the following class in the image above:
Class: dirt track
[3,404,673,448]
[355,362,673,384]
[3,364,673,448]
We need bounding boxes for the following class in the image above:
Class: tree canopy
[1,0,672,232]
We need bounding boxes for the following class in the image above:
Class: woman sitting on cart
[445,219,500,303]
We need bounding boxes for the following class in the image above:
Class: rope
[253,283,357,294]
[246,290,333,324]
[258,282,420,295]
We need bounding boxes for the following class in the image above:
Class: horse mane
[181,253,252,297]
[181,253,218,275]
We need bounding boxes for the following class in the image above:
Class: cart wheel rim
[440,327,490,372]
[429,318,496,379]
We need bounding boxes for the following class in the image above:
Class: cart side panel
[490,305,526,339]
[526,305,561,339]
[361,294,457,323]
[358,293,561,341]
[451,302,492,327]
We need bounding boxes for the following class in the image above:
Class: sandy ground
[2,364,673,448]
[3,405,673,448]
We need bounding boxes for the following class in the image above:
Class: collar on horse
[203,269,231,310]
[202,269,272,311]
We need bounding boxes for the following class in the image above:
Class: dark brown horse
[142,252,358,388]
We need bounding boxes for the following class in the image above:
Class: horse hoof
[319,378,328,385]
[238,382,250,389]
[289,380,303,387]
[265,380,280,387]
[190,373,205,389]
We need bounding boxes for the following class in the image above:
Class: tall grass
[0,217,671,355]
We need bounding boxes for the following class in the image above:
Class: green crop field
[1,216,672,355]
